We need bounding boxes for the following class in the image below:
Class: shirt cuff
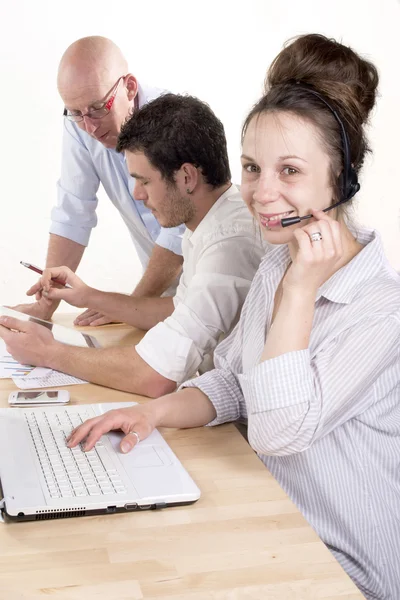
[180,370,242,427]
[49,222,90,246]
[135,321,200,383]
[155,225,185,256]
[238,349,313,414]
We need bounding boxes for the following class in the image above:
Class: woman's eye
[243,164,260,173]
[282,167,298,175]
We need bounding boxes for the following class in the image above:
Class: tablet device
[0,306,101,348]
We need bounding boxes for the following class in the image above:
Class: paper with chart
[0,339,36,378]
[0,340,87,388]
[0,306,96,387]
[12,367,87,389]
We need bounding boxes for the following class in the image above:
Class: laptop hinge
[0,498,5,523]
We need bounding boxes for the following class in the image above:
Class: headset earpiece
[338,167,359,201]
[346,169,360,200]
[296,84,361,203]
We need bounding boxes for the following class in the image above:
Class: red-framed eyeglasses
[63,76,125,122]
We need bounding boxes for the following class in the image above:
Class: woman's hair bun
[266,33,379,125]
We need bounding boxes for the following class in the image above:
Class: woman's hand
[67,404,158,453]
[283,209,344,294]
[26,266,94,309]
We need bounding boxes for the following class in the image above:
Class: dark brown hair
[242,34,379,209]
[117,94,231,187]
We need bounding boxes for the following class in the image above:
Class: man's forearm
[46,234,85,271]
[48,343,176,397]
[133,244,183,298]
[86,290,174,330]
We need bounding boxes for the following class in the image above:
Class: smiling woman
[241,111,335,244]
[240,33,377,246]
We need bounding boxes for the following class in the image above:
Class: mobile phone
[8,390,70,406]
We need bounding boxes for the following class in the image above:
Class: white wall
[1,0,399,307]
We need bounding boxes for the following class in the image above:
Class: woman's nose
[253,174,280,204]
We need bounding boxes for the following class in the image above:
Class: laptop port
[107,505,117,513]
[124,503,138,511]
[138,504,152,510]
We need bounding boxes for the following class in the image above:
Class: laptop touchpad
[107,431,172,467]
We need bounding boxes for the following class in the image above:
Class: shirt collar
[316,228,385,304]
[186,184,239,246]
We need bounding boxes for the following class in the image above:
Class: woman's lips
[258,211,294,228]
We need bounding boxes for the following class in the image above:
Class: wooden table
[0,317,363,600]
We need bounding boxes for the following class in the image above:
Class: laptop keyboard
[24,409,127,499]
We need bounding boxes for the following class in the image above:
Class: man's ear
[124,74,138,102]
[179,163,198,194]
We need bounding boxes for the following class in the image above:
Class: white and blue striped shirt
[184,228,400,599]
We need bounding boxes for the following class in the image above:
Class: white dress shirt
[136,185,266,383]
[183,228,400,600]
[50,82,184,270]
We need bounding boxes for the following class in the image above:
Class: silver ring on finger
[309,231,323,243]
[128,430,141,444]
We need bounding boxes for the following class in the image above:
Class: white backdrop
[1,0,399,307]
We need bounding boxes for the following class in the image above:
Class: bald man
[15,36,184,326]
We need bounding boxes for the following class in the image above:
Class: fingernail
[121,441,132,453]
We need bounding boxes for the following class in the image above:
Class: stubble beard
[161,189,196,228]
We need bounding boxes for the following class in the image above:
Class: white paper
[0,339,36,379]
[12,368,87,389]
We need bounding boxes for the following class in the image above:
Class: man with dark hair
[0,95,265,398]
[116,93,231,188]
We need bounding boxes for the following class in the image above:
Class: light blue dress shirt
[50,83,184,270]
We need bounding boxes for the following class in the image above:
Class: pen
[20,261,73,289]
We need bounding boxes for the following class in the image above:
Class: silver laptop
[0,306,101,348]
[0,402,200,521]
